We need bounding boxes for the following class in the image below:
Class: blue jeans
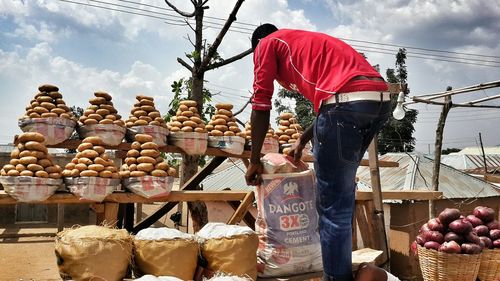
[313,100,391,281]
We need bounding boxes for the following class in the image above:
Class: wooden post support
[227,191,255,225]
[103,202,119,227]
[367,137,389,264]
[430,87,452,219]
[57,204,64,232]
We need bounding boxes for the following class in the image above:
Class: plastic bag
[168,132,208,155]
[18,117,76,145]
[208,136,245,155]
[64,177,121,202]
[77,124,126,146]
[261,153,309,174]
[123,176,174,198]
[0,176,62,202]
[261,138,280,154]
[126,125,169,147]
[255,170,323,277]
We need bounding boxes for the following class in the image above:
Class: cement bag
[77,124,126,146]
[18,117,76,145]
[261,138,279,154]
[0,176,62,202]
[261,153,309,174]
[134,275,183,281]
[208,136,245,155]
[255,170,323,277]
[205,274,253,281]
[64,177,120,202]
[123,176,174,199]
[134,228,199,280]
[55,225,133,281]
[197,223,258,280]
[168,132,207,155]
[126,125,169,147]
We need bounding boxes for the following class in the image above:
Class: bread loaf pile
[119,134,176,178]
[79,92,125,127]
[125,95,168,128]
[244,122,278,142]
[61,137,119,178]
[0,132,62,178]
[23,84,76,121]
[276,112,303,145]
[206,103,244,137]
[167,100,207,133]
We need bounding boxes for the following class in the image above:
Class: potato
[125,157,137,166]
[7,169,20,176]
[19,170,33,177]
[224,131,235,136]
[149,120,160,126]
[105,165,117,173]
[29,112,41,118]
[87,113,103,121]
[140,149,160,158]
[94,91,112,101]
[57,104,70,112]
[61,169,73,177]
[137,163,154,172]
[99,119,113,124]
[285,129,297,135]
[213,114,230,122]
[179,100,197,107]
[99,104,115,112]
[48,91,62,99]
[74,163,88,172]
[167,167,177,177]
[114,120,125,126]
[119,170,130,178]
[51,108,66,115]
[41,112,58,118]
[19,156,38,165]
[170,127,180,132]
[65,163,76,170]
[18,132,45,143]
[211,118,226,126]
[36,96,53,103]
[131,141,142,150]
[141,142,158,150]
[139,99,155,106]
[137,156,156,164]
[70,168,80,177]
[27,164,44,172]
[105,114,117,121]
[228,126,240,132]
[148,111,161,119]
[96,108,110,116]
[141,105,155,112]
[134,110,148,117]
[210,129,223,136]
[38,84,59,92]
[135,134,153,143]
[181,126,193,132]
[78,157,93,166]
[151,169,168,177]
[88,164,105,172]
[134,120,148,126]
[93,146,106,155]
[49,173,61,179]
[214,125,228,132]
[130,170,147,177]
[215,103,233,110]
[80,170,99,177]
[89,97,107,105]
[83,119,99,125]
[183,120,197,128]
[81,150,99,159]
[155,162,169,170]
[40,102,56,110]
[128,164,137,172]
[77,142,94,152]
[194,127,205,133]
[35,170,49,178]
[280,112,293,119]
[279,135,291,141]
[181,110,194,117]
[10,148,20,159]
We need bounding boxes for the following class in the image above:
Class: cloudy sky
[1,0,499,153]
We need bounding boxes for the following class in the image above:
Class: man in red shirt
[245,24,391,281]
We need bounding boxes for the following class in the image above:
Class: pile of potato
[119,134,176,178]
[0,132,62,178]
[61,137,120,178]
[167,100,207,133]
[276,112,303,145]
[79,92,125,127]
[22,84,76,121]
[206,103,244,137]
[125,95,168,128]
[244,122,278,142]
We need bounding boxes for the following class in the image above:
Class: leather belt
[323,91,391,105]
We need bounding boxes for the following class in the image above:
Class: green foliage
[442,148,461,155]
[273,88,315,129]
[378,48,418,154]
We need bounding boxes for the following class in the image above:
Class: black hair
[251,23,278,50]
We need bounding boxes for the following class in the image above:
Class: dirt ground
[0,228,61,280]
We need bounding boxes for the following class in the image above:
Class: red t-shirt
[252,29,388,112]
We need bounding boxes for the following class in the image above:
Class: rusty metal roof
[442,154,500,170]
[356,153,500,199]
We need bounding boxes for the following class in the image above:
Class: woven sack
[55,225,132,281]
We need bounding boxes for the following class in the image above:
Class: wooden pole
[479,132,488,175]
[430,87,452,219]
[367,137,389,264]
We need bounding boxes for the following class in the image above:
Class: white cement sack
[0,176,62,202]
[196,222,255,240]
[134,275,184,281]
[207,136,245,155]
[64,177,120,202]
[18,117,76,145]
[204,274,253,281]
[77,124,126,146]
[135,227,195,240]
[126,125,169,147]
[123,176,174,199]
[168,132,208,155]
[255,170,323,277]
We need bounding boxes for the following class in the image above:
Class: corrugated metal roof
[357,153,500,199]
[201,159,252,191]
[458,146,500,155]
[442,154,500,170]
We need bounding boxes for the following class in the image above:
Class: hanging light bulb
[393,91,406,120]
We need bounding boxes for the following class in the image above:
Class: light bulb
[392,91,406,120]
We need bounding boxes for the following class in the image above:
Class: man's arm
[245,109,270,186]
[288,120,314,162]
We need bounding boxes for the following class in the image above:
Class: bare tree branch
[185,19,196,32]
[199,0,245,71]
[207,48,253,71]
[177,57,193,72]
[233,95,252,116]
[165,0,195,17]
[186,34,195,47]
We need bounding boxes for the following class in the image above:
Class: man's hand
[287,141,305,163]
[245,161,264,186]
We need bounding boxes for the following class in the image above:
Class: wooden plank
[228,200,256,229]
[257,271,323,281]
[363,200,376,249]
[485,174,500,184]
[355,190,443,201]
[356,202,373,249]
[367,138,388,264]
[103,202,119,227]
[132,156,227,233]
[57,204,64,232]
[227,191,255,225]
